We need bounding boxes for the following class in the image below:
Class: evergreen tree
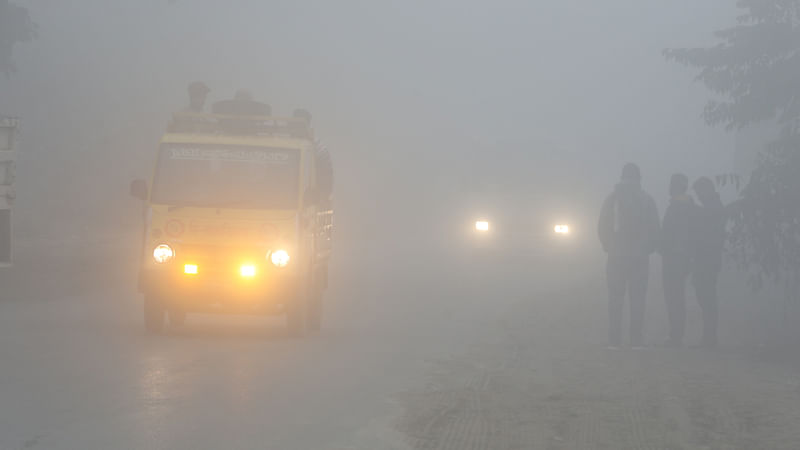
[666,0,800,296]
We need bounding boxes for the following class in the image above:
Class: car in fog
[439,146,597,269]
[460,192,589,255]
[130,105,333,336]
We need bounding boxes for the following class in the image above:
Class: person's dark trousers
[693,266,720,346]
[606,254,650,347]
[662,256,690,344]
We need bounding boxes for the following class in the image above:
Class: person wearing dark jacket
[598,163,660,349]
[691,177,726,347]
[184,81,210,113]
[659,174,698,347]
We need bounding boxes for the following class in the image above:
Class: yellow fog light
[240,265,257,278]
[184,264,198,275]
[270,250,290,268]
[153,244,175,264]
[554,224,570,234]
[475,221,490,232]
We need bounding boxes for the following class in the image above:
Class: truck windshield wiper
[166,200,250,212]
[167,204,191,212]
[166,202,201,212]
[212,200,251,208]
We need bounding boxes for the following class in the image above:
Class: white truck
[0,117,17,266]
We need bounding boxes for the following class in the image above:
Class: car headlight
[153,244,175,263]
[270,249,290,267]
[475,220,490,232]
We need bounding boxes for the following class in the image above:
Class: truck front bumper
[140,264,297,315]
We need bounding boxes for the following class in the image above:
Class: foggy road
[0,235,582,450]
[1,236,798,450]
[3,1,800,449]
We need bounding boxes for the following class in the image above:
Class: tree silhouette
[666,1,800,304]
[0,0,37,77]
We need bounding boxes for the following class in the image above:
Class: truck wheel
[144,294,165,333]
[286,271,310,337]
[286,297,306,336]
[168,307,187,328]
[307,271,324,331]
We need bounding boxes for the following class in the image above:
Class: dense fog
[4,2,799,450]
[1,1,737,240]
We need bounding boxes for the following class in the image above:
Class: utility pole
[0,116,18,266]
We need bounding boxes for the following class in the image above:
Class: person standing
[598,163,660,349]
[691,177,726,347]
[659,174,698,347]
[185,81,210,113]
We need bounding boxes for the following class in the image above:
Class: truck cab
[131,111,333,335]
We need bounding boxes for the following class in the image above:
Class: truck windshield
[151,143,300,209]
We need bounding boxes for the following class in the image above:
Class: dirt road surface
[0,235,798,449]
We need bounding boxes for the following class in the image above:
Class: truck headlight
[270,249,290,267]
[240,264,257,277]
[554,224,570,234]
[153,244,175,263]
[475,220,490,232]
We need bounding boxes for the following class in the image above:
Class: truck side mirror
[130,179,148,201]
[303,187,318,207]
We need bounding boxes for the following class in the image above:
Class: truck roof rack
[167,112,313,139]
[0,116,19,128]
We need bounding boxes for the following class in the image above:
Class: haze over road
[1,233,798,450]
[2,3,800,448]
[0,234,584,450]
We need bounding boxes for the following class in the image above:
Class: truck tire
[286,270,310,337]
[306,267,325,331]
[286,297,306,337]
[168,307,187,328]
[144,294,165,333]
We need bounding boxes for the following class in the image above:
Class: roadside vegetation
[665,0,800,340]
